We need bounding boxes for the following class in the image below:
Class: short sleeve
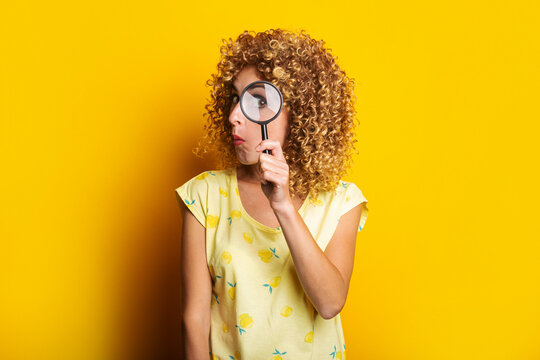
[174,173,209,228]
[339,182,369,232]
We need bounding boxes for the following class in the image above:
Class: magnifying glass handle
[261,124,271,155]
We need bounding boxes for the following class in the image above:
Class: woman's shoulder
[179,168,233,186]
[336,179,362,192]
[336,180,367,202]
[312,179,363,198]
[307,179,367,210]
[174,168,234,226]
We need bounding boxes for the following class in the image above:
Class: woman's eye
[231,94,239,104]
[253,95,267,108]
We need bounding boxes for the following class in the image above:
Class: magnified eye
[253,94,267,108]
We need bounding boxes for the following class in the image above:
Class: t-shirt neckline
[231,167,311,233]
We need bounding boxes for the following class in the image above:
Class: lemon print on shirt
[222,251,232,264]
[243,232,253,244]
[310,197,323,206]
[227,281,237,300]
[330,345,342,359]
[227,210,242,225]
[206,214,219,228]
[196,171,216,180]
[280,305,293,317]
[219,186,228,197]
[271,348,287,359]
[235,187,240,197]
[222,322,229,333]
[208,265,222,282]
[235,313,253,335]
[211,292,219,306]
[229,351,241,360]
[258,247,279,262]
[183,199,195,207]
[304,331,313,343]
[262,276,281,294]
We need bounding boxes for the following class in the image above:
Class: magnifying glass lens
[240,83,281,122]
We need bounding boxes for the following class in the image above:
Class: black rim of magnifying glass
[239,80,283,125]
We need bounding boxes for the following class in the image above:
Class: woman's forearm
[182,316,210,360]
[273,202,346,319]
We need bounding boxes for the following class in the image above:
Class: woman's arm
[255,139,364,320]
[180,202,212,359]
[274,202,364,319]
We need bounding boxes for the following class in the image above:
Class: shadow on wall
[117,105,218,359]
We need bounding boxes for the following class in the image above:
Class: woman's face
[228,65,290,165]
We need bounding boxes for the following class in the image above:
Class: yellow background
[1,0,539,359]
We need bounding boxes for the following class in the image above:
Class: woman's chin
[236,154,258,166]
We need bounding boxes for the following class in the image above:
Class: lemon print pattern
[330,345,342,359]
[280,306,293,317]
[258,247,279,263]
[183,199,195,207]
[195,171,216,180]
[310,197,324,206]
[242,232,253,244]
[227,210,242,225]
[227,281,237,300]
[262,276,281,294]
[271,348,287,359]
[219,186,228,197]
[175,170,368,357]
[208,265,222,282]
[211,292,219,306]
[206,214,219,228]
[235,313,253,335]
[222,251,232,264]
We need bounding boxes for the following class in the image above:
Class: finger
[259,153,289,172]
[257,140,285,160]
[260,169,288,189]
[258,149,288,171]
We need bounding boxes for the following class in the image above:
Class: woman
[176,28,369,359]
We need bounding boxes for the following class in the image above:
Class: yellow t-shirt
[175,167,369,360]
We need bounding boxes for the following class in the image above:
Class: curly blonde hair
[193,28,361,199]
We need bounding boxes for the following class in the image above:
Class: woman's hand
[256,139,292,211]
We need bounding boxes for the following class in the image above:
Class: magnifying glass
[239,80,283,155]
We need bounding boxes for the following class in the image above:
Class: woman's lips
[233,135,245,146]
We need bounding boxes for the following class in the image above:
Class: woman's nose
[228,102,244,126]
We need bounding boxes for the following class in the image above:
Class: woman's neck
[236,164,261,184]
